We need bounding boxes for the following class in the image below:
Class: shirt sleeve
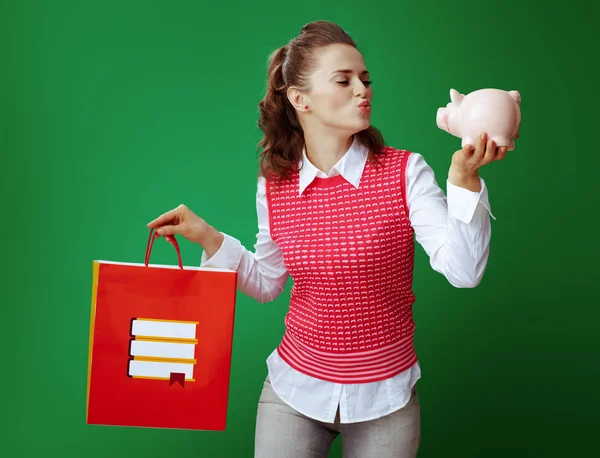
[406,152,494,288]
[200,176,289,303]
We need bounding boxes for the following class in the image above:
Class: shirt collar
[298,137,369,196]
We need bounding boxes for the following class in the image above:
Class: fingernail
[157,229,164,235]
[480,132,486,140]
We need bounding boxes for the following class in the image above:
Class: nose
[353,80,367,97]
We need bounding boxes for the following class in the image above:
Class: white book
[129,340,196,360]
[131,318,198,341]
[128,360,194,381]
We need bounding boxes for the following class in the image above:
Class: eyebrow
[331,69,370,76]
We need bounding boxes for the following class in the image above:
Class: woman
[148,20,508,458]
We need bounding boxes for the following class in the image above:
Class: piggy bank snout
[436,108,448,131]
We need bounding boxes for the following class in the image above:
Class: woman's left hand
[448,132,511,192]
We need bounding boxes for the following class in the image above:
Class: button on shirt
[201,139,494,423]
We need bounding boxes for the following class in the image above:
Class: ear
[449,88,464,105]
[509,90,521,105]
[287,86,309,112]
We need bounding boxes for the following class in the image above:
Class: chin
[328,115,371,135]
[351,119,371,133]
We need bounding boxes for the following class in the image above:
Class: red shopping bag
[86,229,237,430]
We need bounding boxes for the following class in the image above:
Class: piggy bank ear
[509,90,521,105]
[450,89,464,105]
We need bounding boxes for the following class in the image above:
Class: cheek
[321,91,353,114]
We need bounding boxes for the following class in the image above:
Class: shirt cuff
[446,178,496,224]
[200,232,242,271]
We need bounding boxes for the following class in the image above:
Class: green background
[4,0,598,456]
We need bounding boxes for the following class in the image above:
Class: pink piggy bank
[436,88,521,150]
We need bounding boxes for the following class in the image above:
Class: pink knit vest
[266,147,417,384]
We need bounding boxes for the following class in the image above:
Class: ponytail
[257,45,304,181]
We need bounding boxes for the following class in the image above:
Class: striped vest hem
[277,330,418,384]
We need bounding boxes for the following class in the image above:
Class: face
[292,43,373,135]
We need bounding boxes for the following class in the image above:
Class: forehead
[312,44,367,74]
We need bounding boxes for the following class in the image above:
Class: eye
[335,80,373,87]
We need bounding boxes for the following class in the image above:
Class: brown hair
[256,20,386,181]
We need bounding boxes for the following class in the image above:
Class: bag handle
[145,228,183,269]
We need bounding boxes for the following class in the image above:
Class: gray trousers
[254,377,421,458]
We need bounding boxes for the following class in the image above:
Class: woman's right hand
[147,204,211,245]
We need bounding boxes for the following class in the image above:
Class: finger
[481,138,497,164]
[473,132,487,162]
[147,207,180,228]
[156,225,182,236]
[495,146,508,161]
[462,144,475,156]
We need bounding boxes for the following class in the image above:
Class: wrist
[448,165,481,192]
[198,225,224,257]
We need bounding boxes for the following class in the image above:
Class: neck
[303,128,353,174]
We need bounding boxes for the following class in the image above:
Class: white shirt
[201,138,494,423]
